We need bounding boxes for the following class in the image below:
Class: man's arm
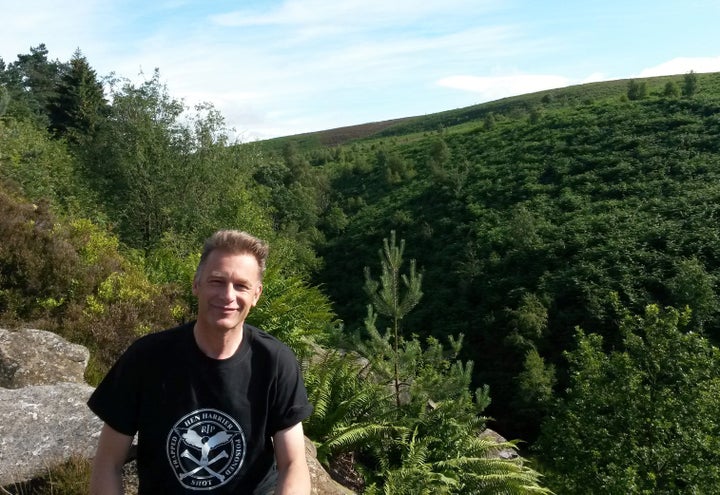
[89,423,134,495]
[273,422,311,495]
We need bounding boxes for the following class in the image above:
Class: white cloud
[638,56,720,77]
[436,74,572,100]
[210,0,500,28]
[118,10,527,133]
[0,1,114,61]
[580,72,607,84]
[434,55,720,104]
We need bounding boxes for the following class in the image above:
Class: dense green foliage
[306,234,548,493]
[3,42,720,492]
[307,71,720,442]
[537,301,720,493]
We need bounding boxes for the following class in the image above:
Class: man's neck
[193,322,244,359]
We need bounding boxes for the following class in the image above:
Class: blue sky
[2,0,719,140]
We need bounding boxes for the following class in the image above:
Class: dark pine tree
[48,49,108,143]
[0,44,66,125]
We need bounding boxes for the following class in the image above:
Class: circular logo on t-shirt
[167,408,246,490]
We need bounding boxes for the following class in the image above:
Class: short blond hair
[196,230,270,279]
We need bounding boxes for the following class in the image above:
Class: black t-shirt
[88,322,313,493]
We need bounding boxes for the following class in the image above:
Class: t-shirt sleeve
[269,346,314,435]
[87,341,143,436]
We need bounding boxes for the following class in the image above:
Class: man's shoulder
[130,321,193,352]
[245,324,294,356]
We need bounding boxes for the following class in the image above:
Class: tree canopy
[537,301,720,493]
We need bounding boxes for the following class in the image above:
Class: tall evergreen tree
[48,49,108,143]
[363,230,423,407]
[0,44,66,125]
[351,233,549,493]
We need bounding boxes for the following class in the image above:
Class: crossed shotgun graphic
[179,429,236,481]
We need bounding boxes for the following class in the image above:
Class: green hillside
[302,72,720,437]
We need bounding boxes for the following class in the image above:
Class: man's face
[192,250,263,333]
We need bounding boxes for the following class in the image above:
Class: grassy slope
[265,74,687,147]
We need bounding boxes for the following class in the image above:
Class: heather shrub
[0,188,189,382]
[0,190,81,325]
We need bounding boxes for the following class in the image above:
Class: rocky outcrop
[0,328,89,388]
[0,382,102,486]
[0,328,100,487]
[306,438,356,495]
[479,428,520,459]
[0,328,354,494]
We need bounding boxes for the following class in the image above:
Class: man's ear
[192,276,199,296]
[252,284,263,306]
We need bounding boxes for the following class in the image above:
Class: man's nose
[221,283,236,300]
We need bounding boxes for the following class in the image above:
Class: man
[88,230,313,494]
